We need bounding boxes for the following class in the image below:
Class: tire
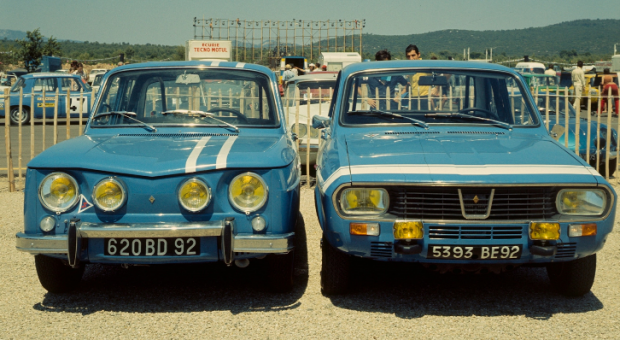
[264,213,303,293]
[34,255,84,293]
[589,158,616,177]
[320,235,351,295]
[10,106,30,125]
[546,254,596,297]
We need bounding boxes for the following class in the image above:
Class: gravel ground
[2,178,620,339]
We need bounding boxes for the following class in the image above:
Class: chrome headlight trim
[92,177,127,212]
[338,187,390,216]
[555,188,608,216]
[228,172,269,214]
[38,172,80,213]
[177,177,212,213]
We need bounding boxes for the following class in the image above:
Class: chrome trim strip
[215,136,238,169]
[458,188,495,220]
[233,232,295,253]
[330,182,615,222]
[78,221,224,238]
[16,233,68,254]
[185,136,211,173]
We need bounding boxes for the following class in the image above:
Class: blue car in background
[15,61,301,293]
[0,73,92,125]
[313,61,616,297]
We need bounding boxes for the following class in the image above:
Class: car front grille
[388,186,558,221]
[428,225,524,239]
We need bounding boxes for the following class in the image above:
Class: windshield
[10,77,25,92]
[341,69,538,127]
[529,76,560,87]
[92,68,278,127]
[93,75,103,86]
[535,95,576,118]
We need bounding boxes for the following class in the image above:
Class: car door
[31,77,58,119]
[59,77,89,118]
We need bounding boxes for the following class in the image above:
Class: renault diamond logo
[473,195,480,204]
[149,196,155,204]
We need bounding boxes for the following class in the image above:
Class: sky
[1,0,619,46]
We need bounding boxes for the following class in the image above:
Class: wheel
[264,213,303,292]
[547,254,596,297]
[10,106,30,125]
[321,235,351,295]
[589,158,616,177]
[34,255,84,293]
[206,107,249,124]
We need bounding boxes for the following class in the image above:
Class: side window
[60,78,82,92]
[33,78,56,92]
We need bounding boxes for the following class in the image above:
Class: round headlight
[178,178,211,212]
[38,172,79,212]
[229,172,268,213]
[292,123,308,138]
[93,178,126,212]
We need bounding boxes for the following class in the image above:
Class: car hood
[344,131,599,184]
[28,133,295,177]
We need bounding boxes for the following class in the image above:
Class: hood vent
[118,133,238,138]
[385,131,440,135]
[447,131,505,135]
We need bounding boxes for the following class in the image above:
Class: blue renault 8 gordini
[16,61,301,293]
[313,60,616,296]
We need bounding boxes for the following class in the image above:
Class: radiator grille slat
[555,243,577,258]
[388,187,558,221]
[428,225,524,239]
[370,242,393,258]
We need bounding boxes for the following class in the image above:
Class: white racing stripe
[210,61,220,67]
[320,164,598,192]
[216,136,238,169]
[236,62,246,68]
[185,137,211,173]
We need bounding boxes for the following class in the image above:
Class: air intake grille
[388,187,557,221]
[385,131,440,135]
[370,242,393,258]
[118,133,238,137]
[428,225,523,239]
[555,243,577,259]
[446,131,505,135]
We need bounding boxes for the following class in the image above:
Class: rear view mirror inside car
[176,73,201,84]
[418,75,448,86]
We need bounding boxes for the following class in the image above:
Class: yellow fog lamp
[178,178,211,212]
[393,221,424,240]
[93,178,126,212]
[350,222,380,236]
[568,223,597,237]
[340,188,388,215]
[529,222,560,240]
[229,172,268,214]
[38,172,79,213]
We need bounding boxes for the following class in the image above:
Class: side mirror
[312,115,330,129]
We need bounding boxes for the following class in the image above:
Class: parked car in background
[0,73,92,124]
[284,72,337,165]
[314,60,616,297]
[514,62,546,74]
[90,72,106,94]
[15,61,301,293]
[88,68,108,85]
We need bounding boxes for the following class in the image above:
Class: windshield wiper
[161,109,239,133]
[425,110,512,130]
[348,109,429,129]
[93,111,157,132]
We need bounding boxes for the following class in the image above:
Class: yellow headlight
[39,173,79,212]
[393,221,424,240]
[556,189,607,215]
[229,173,268,213]
[340,188,388,215]
[530,222,560,240]
[93,178,126,212]
[178,178,210,212]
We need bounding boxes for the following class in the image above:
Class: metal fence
[2,84,618,192]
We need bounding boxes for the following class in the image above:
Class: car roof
[22,72,81,79]
[111,61,273,75]
[340,60,519,77]
[289,72,338,83]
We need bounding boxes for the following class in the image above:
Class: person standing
[545,64,556,76]
[357,49,408,110]
[571,61,586,108]
[405,44,431,109]
[599,68,619,115]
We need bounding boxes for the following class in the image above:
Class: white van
[514,62,546,74]
[318,52,362,72]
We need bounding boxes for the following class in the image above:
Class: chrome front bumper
[16,220,295,256]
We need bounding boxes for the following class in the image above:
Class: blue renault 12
[313,60,616,296]
[15,61,301,293]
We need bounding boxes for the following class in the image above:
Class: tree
[42,36,61,57]
[16,28,45,72]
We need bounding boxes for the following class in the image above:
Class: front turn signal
[350,223,380,236]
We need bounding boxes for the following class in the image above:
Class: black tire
[264,213,303,292]
[321,235,351,295]
[589,158,616,177]
[547,254,596,297]
[10,106,30,125]
[34,255,84,293]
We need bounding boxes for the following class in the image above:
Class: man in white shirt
[571,61,586,108]
[545,64,556,76]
